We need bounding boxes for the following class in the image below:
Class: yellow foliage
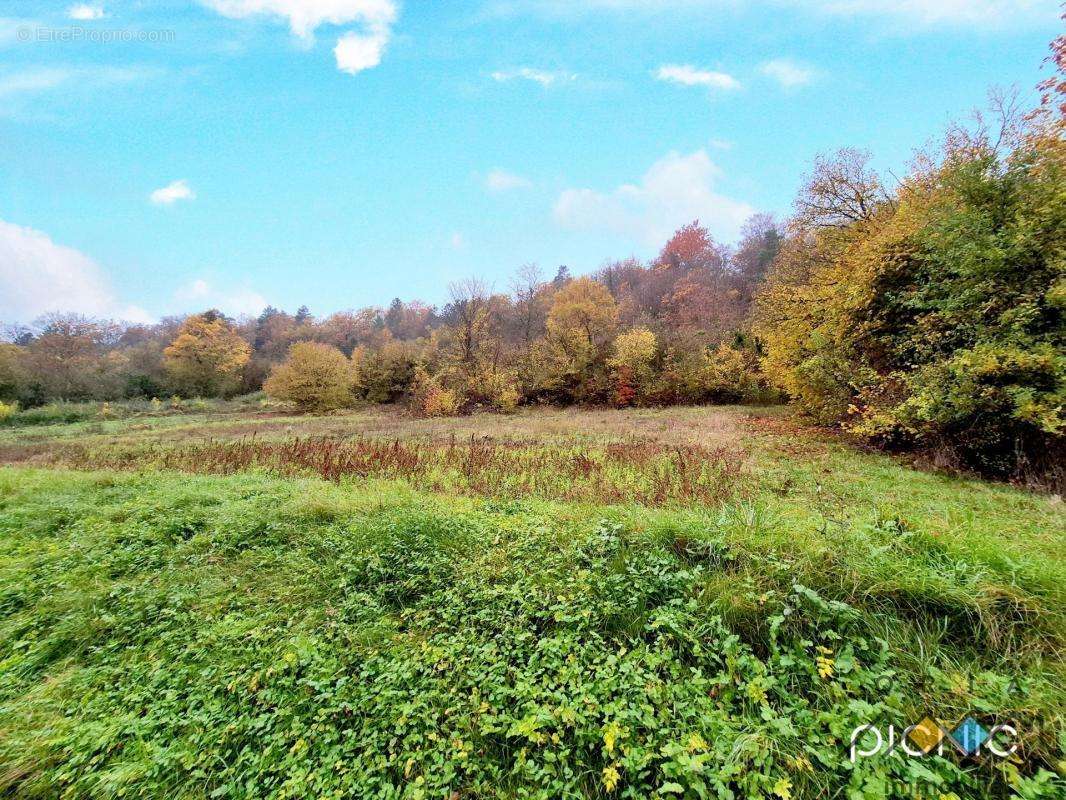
[601,720,623,755]
[547,277,618,352]
[421,386,460,417]
[602,764,620,793]
[163,313,251,397]
[412,367,460,417]
[263,342,354,412]
[609,327,657,373]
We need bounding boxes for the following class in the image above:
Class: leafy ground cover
[0,404,1063,798]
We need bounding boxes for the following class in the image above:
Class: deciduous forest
[0,18,1064,800]
[5,51,1063,487]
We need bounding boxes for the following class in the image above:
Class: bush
[476,370,521,413]
[492,380,520,413]
[264,342,354,412]
[652,344,778,407]
[353,340,421,403]
[0,400,16,421]
[756,115,1065,482]
[421,386,460,417]
[0,343,25,402]
[609,328,657,406]
[412,367,461,417]
[0,401,98,427]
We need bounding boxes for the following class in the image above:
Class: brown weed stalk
[45,435,745,507]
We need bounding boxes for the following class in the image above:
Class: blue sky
[0,1,1061,324]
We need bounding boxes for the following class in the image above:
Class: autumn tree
[546,277,618,354]
[352,337,423,403]
[1036,15,1065,121]
[665,276,741,344]
[509,263,547,354]
[535,277,619,401]
[385,299,434,340]
[732,214,781,290]
[445,278,493,371]
[794,148,891,230]
[264,342,353,411]
[756,86,1066,482]
[608,327,657,406]
[163,310,251,397]
[115,323,173,399]
[315,308,384,356]
[657,220,725,272]
[0,343,25,401]
[252,307,296,359]
[21,314,124,402]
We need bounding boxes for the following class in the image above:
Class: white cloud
[655,64,740,91]
[448,232,465,250]
[202,0,397,38]
[201,0,398,74]
[485,168,532,192]
[67,4,105,20]
[709,138,733,150]
[175,278,268,318]
[334,27,389,73]
[0,218,151,324]
[759,57,815,87]
[491,67,576,86]
[554,149,754,245]
[149,179,196,205]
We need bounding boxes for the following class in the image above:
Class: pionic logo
[849,716,1018,763]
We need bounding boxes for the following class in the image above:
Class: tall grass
[50,435,746,506]
[0,393,278,429]
[0,467,1062,799]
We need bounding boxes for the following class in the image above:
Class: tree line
[2,33,1062,484]
[0,211,782,415]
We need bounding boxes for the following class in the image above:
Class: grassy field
[0,401,1063,798]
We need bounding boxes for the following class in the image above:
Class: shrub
[412,367,461,417]
[478,370,521,413]
[0,400,17,421]
[613,364,638,407]
[756,112,1065,482]
[264,342,354,412]
[0,401,98,427]
[609,328,657,406]
[492,380,520,413]
[353,340,421,403]
[0,343,25,402]
[421,386,460,417]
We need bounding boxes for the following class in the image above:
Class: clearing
[0,403,1063,798]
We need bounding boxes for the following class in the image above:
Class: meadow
[0,400,1063,798]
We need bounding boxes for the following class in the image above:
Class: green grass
[0,405,1063,798]
[0,394,281,430]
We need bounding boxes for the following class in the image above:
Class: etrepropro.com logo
[850,716,1018,762]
